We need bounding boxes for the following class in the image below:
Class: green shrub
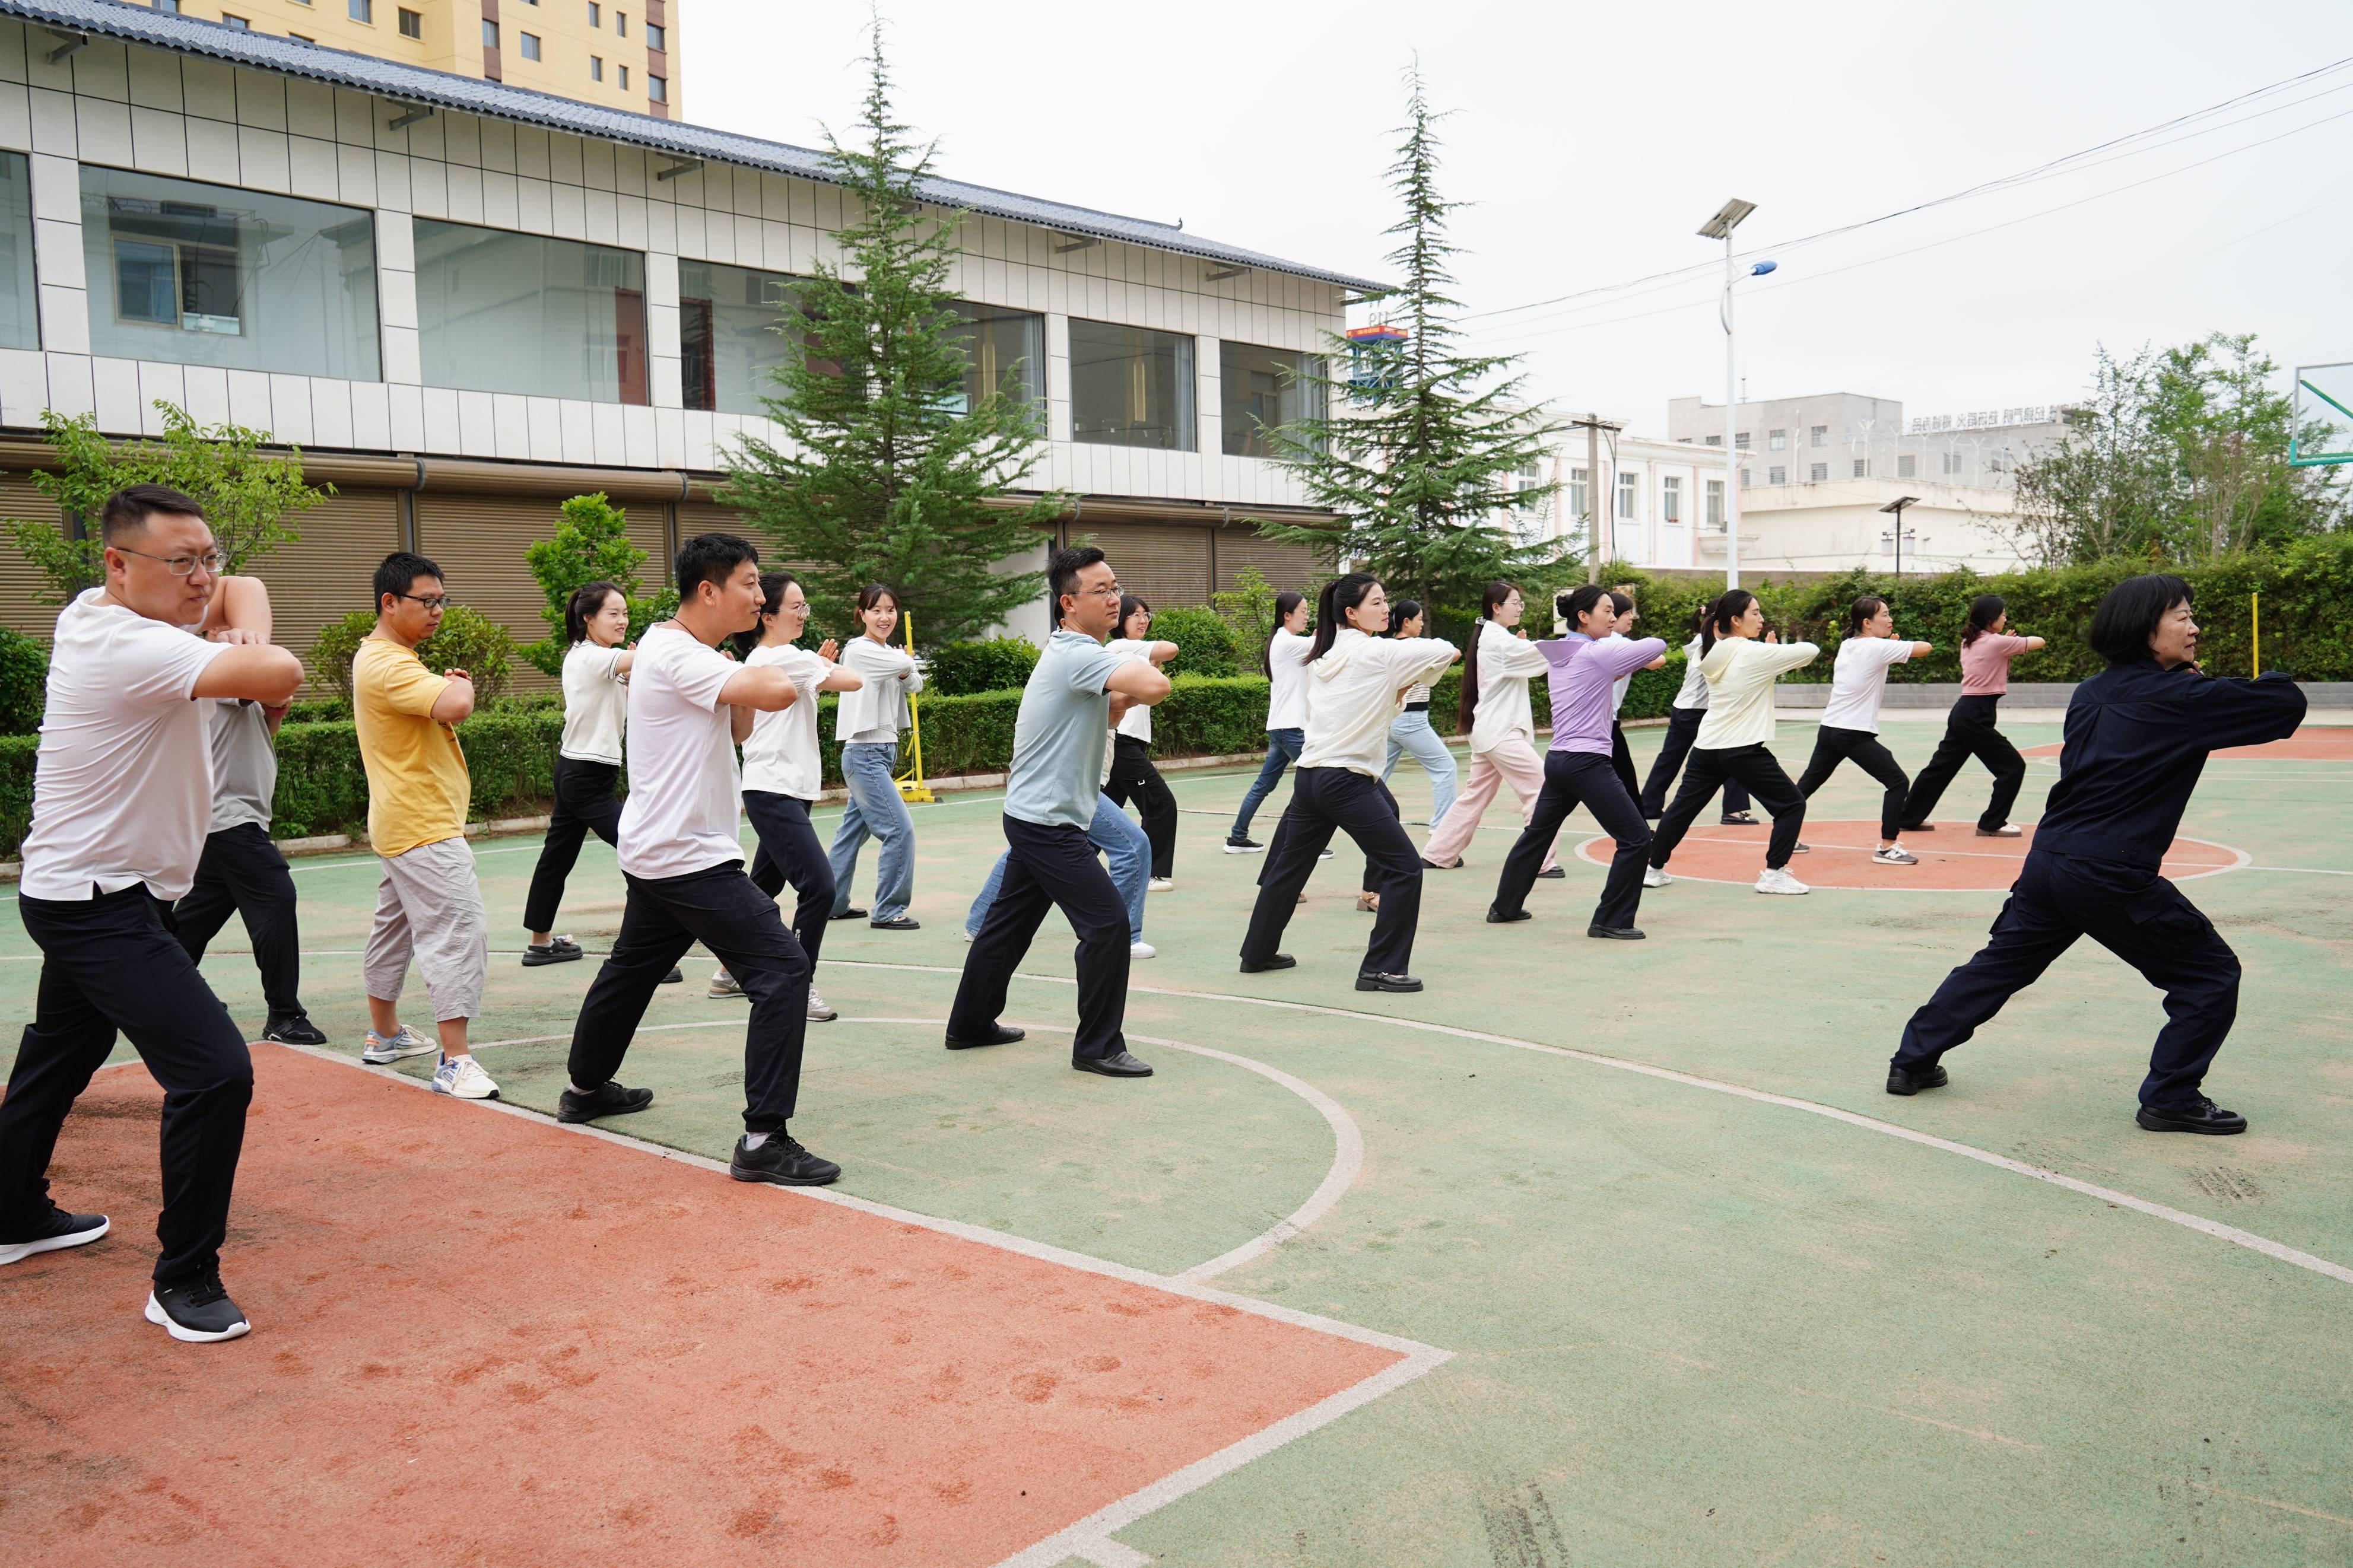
[307,605,518,705]
[925,636,1040,695]
[1149,605,1239,678]
[0,626,48,737]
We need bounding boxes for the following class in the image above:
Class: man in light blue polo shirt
[945,546,1170,1077]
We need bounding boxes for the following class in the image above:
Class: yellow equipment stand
[895,610,937,804]
[2252,592,2260,678]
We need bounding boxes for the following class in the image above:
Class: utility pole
[1565,412,1621,583]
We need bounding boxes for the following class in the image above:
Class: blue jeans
[828,741,915,921]
[967,793,1148,942]
[1230,727,1304,839]
[1382,710,1458,826]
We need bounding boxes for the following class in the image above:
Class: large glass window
[945,304,1043,414]
[0,154,36,351]
[1069,319,1194,450]
[82,166,377,379]
[1219,341,1323,457]
[415,219,646,403]
[677,257,795,415]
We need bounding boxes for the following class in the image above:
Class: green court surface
[8,716,2352,1566]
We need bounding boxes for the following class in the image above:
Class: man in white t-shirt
[559,535,840,1187]
[0,485,303,1344]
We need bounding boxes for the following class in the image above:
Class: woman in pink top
[1899,594,2046,837]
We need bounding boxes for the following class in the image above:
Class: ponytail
[1263,590,1307,675]
[1701,590,1757,657]
[1307,574,1379,664]
[1455,580,1517,733]
[1962,593,2005,648]
[1846,594,1888,637]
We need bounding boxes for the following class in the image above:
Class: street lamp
[1698,198,1773,589]
[1879,494,1920,577]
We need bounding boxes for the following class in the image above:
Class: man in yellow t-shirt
[352,552,497,1102]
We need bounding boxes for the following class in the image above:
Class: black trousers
[1608,722,1640,802]
[1650,744,1807,871]
[1493,750,1653,929]
[567,862,810,1132]
[0,888,253,1284]
[1796,725,1913,841]
[745,790,834,968]
[1637,707,1751,818]
[1901,695,2025,832]
[523,756,623,934]
[950,815,1131,1060]
[174,822,306,1025]
[1240,767,1425,977]
[1104,734,1177,880]
[1893,852,2240,1109]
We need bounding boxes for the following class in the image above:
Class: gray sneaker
[708,969,745,999]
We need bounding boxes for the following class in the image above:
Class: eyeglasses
[114,545,229,577]
[396,593,451,610]
[1082,581,1123,600]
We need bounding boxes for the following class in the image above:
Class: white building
[0,0,1368,675]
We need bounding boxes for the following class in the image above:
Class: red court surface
[2023,727,2353,761]
[1583,819,2241,889]
[0,1048,1405,1567]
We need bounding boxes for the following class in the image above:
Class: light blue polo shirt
[1005,628,1130,829]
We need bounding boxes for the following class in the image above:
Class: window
[676,260,802,415]
[1704,478,1724,528]
[348,0,371,20]
[151,0,179,11]
[1767,466,1785,486]
[615,11,627,35]
[1733,431,1750,450]
[221,14,249,27]
[398,7,421,36]
[415,220,647,403]
[0,155,36,351]
[1897,453,1916,479]
[1220,341,1323,457]
[618,64,629,90]
[1853,459,1869,479]
[1942,450,1963,476]
[1070,320,1195,450]
[1739,469,1751,487]
[83,166,377,377]
[588,1,601,22]
[1809,462,1828,482]
[1568,467,1590,521]
[1703,434,1721,447]
[646,21,663,48]
[1809,424,1827,447]
[1616,469,1638,523]
[289,31,313,41]
[945,304,1046,416]
[589,56,603,81]
[647,75,667,103]
[1660,475,1682,524]
[1768,428,1786,450]
[482,20,498,46]
[519,31,541,59]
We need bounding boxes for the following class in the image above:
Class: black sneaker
[2136,1098,2248,1136]
[262,1014,328,1046]
[1223,837,1263,854]
[1885,1062,1949,1096]
[731,1133,840,1186]
[145,1269,250,1342]
[521,937,584,967]
[659,966,685,985]
[0,1207,109,1267]
[828,906,869,922]
[557,1080,656,1124]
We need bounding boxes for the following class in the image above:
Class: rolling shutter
[417,491,672,690]
[1215,526,1322,599]
[266,487,404,687]
[1089,521,1211,608]
[0,476,69,639]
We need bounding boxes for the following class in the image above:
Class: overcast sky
[681,0,2352,438]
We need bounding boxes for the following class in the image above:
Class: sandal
[1356,892,1380,912]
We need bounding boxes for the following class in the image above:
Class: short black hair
[2088,574,2193,663]
[374,550,444,610]
[1049,545,1107,608]
[102,484,205,545]
[676,532,759,597]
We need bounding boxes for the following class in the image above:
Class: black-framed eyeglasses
[114,545,228,577]
[396,593,451,611]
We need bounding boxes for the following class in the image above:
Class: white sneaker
[1642,866,1674,889]
[807,988,838,1022]
[361,1025,436,1065]
[961,928,976,943]
[1756,867,1811,895]
[1873,845,1919,865]
[1317,849,1334,860]
[431,1054,500,1099]
[1147,877,1175,892]
[708,968,745,998]
[1130,940,1156,959]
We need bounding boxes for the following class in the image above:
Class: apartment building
[142,0,675,118]
[0,0,1366,680]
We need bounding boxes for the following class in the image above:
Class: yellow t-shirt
[353,636,470,856]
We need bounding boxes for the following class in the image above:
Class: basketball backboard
[2291,362,2353,467]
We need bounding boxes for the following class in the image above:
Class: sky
[677,0,2353,439]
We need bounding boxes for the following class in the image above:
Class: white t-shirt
[617,624,745,880]
[1104,638,1155,742]
[21,589,231,901]
[1265,629,1312,731]
[738,643,831,801]
[1819,637,1916,734]
[1671,635,1711,711]
[560,640,630,765]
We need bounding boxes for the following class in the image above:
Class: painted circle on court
[1577,820,2246,890]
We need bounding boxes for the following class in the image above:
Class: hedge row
[0,655,1693,858]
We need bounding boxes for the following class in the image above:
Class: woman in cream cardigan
[1417,582,1561,877]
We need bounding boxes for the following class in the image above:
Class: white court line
[1590,831,2252,889]
[821,959,2353,1292]
[265,1036,1444,1568]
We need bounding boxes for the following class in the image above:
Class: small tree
[719,23,1064,646]
[1250,64,1570,620]
[520,491,678,676]
[309,605,518,707]
[8,403,331,603]
[1211,565,1284,666]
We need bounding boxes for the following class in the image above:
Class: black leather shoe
[1074,1050,1154,1078]
[1356,972,1423,993]
[557,1080,656,1123]
[731,1133,841,1186]
[659,966,684,984]
[945,1023,1025,1051]
[870,915,922,931]
[1720,812,1759,826]
[1885,1062,1949,1096]
[263,1014,328,1045]
[1239,953,1297,973]
[829,907,869,921]
[1535,867,1567,879]
[1420,856,1464,870]
[2136,1098,2248,1135]
[1486,906,1530,924]
[1586,924,1645,940]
